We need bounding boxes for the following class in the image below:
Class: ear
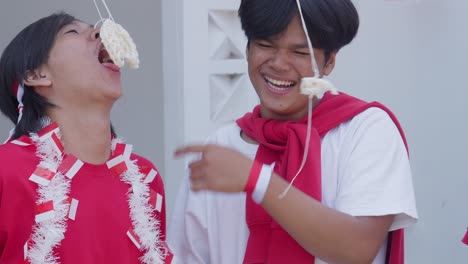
[23,69,52,88]
[323,51,337,76]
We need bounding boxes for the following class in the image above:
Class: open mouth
[98,44,115,65]
[264,75,296,92]
[97,43,120,73]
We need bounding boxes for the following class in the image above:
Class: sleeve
[167,175,211,263]
[334,108,418,231]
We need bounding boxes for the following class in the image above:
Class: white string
[93,0,104,21]
[278,97,313,199]
[94,18,106,29]
[295,0,321,77]
[93,0,115,25]
[100,0,115,21]
[278,0,321,199]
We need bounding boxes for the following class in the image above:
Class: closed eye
[65,29,79,34]
[294,51,310,56]
[255,41,273,48]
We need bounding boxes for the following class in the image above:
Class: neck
[48,110,113,164]
[261,97,319,122]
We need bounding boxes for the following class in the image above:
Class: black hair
[0,12,76,139]
[239,0,359,59]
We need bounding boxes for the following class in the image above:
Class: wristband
[252,162,275,204]
[244,160,262,193]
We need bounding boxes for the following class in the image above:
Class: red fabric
[237,92,408,264]
[244,160,263,193]
[0,141,167,264]
[462,228,468,245]
[35,200,54,214]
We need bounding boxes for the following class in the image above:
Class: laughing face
[247,14,336,121]
[39,20,122,110]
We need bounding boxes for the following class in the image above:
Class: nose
[91,27,101,40]
[269,50,291,72]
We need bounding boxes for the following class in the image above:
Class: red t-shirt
[0,141,167,263]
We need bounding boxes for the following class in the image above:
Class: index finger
[174,144,207,157]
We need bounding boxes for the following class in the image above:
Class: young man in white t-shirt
[168,0,418,263]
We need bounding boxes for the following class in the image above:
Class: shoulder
[327,106,406,146]
[131,153,160,171]
[0,142,38,199]
[350,106,401,129]
[329,107,417,224]
[0,142,37,172]
[343,105,401,129]
[130,152,165,190]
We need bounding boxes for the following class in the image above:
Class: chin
[104,85,123,100]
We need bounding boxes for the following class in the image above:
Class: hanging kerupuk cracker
[93,0,139,69]
[278,0,339,199]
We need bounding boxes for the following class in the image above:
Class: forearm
[260,174,394,264]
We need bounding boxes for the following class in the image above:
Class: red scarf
[237,92,407,264]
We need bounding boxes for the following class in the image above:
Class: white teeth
[269,84,289,91]
[101,57,112,64]
[265,76,295,87]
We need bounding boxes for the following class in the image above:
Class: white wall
[2,0,468,262]
[332,0,468,262]
[161,0,259,219]
[0,1,165,176]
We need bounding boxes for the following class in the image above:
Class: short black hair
[239,0,359,53]
[0,12,75,139]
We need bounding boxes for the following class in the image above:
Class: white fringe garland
[114,138,165,264]
[27,132,68,264]
[26,130,165,264]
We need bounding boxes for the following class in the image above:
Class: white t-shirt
[168,107,418,264]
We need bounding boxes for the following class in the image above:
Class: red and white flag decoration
[141,166,158,184]
[35,201,55,223]
[113,143,133,159]
[67,198,79,221]
[149,189,163,213]
[36,123,64,155]
[49,132,65,155]
[163,243,175,264]
[29,166,56,186]
[11,136,33,146]
[59,155,84,180]
[107,155,131,175]
[127,229,142,249]
[37,123,60,139]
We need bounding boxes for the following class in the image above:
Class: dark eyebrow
[290,43,309,49]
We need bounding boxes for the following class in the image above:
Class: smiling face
[35,20,122,111]
[247,14,336,121]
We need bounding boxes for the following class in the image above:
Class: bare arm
[261,172,393,264]
[175,144,393,264]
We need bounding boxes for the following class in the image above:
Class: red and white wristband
[244,160,275,204]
